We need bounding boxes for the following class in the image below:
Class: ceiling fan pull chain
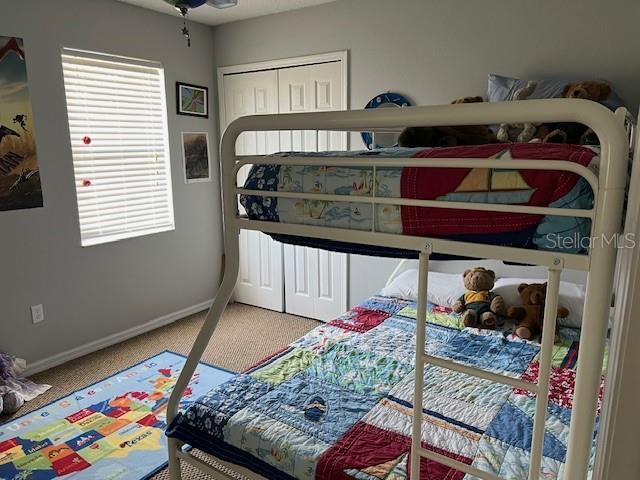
[164,0,238,47]
[179,6,191,48]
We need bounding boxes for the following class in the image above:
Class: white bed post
[166,122,243,480]
[167,437,183,478]
[563,111,628,479]
[410,246,431,478]
[166,246,240,479]
[528,264,562,479]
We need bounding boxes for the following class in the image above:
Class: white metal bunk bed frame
[167,98,634,480]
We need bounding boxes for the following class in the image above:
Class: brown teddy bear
[562,81,611,101]
[541,80,612,145]
[452,267,505,329]
[507,283,569,340]
[397,96,497,148]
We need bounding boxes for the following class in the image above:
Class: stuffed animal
[451,96,484,104]
[452,267,505,329]
[398,96,496,148]
[541,80,612,145]
[563,80,611,101]
[507,283,569,340]
[0,352,50,416]
[0,391,24,416]
[496,80,539,143]
[0,354,24,416]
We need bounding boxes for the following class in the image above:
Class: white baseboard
[24,299,214,376]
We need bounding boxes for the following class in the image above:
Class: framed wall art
[176,82,208,118]
[181,132,211,183]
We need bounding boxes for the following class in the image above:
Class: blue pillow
[487,74,626,112]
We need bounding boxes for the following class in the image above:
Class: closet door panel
[223,70,284,312]
[279,62,348,321]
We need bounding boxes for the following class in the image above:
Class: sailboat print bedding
[166,295,604,480]
[239,143,598,256]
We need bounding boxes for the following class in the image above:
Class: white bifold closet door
[278,63,348,321]
[222,60,347,321]
[223,70,283,311]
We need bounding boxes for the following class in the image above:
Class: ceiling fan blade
[206,0,238,8]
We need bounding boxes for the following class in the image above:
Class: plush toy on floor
[453,267,506,329]
[0,352,50,416]
[507,282,569,341]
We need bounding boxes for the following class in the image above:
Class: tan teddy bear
[507,283,570,340]
[562,80,611,101]
[541,80,613,144]
[452,267,505,329]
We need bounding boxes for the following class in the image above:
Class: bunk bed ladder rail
[409,248,563,480]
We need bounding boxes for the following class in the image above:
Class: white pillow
[381,270,586,328]
[380,269,419,300]
[493,277,585,328]
[380,270,465,308]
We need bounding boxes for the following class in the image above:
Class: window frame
[61,48,175,247]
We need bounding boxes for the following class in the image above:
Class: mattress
[166,295,604,480]
[239,143,598,258]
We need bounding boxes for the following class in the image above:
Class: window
[61,49,174,246]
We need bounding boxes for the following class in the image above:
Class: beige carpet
[4,303,319,479]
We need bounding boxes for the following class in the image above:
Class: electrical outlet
[31,304,44,324]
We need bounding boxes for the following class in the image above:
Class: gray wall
[212,0,640,305]
[0,0,221,365]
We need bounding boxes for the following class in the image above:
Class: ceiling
[116,0,339,26]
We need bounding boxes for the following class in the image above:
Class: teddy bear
[398,96,496,148]
[452,267,505,329]
[496,80,539,143]
[507,283,569,340]
[563,80,611,101]
[541,80,612,145]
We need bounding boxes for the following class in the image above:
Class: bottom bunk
[166,295,604,480]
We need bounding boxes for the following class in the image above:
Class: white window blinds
[61,50,174,246]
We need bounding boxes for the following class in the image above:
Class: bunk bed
[165,99,636,480]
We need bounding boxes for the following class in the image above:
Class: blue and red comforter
[167,295,604,479]
[239,144,597,257]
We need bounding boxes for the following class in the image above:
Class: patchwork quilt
[240,144,598,255]
[166,296,605,480]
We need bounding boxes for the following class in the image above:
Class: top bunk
[222,99,634,272]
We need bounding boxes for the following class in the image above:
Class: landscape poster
[0,36,42,211]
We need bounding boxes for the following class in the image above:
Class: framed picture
[176,82,208,118]
[182,132,211,183]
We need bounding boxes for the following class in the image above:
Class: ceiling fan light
[164,0,208,8]
[207,0,238,8]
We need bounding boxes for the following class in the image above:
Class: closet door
[278,62,348,321]
[223,70,284,311]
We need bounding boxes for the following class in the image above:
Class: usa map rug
[0,351,233,480]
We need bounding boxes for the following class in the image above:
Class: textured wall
[0,0,222,364]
